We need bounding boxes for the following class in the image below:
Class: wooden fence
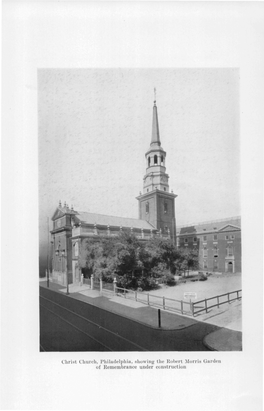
[192,289,242,316]
[115,286,192,315]
[83,278,242,317]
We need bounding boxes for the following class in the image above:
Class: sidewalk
[40,280,242,351]
[203,328,242,351]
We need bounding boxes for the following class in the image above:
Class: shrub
[137,276,159,291]
[161,272,176,286]
[198,272,208,281]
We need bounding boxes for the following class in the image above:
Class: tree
[79,237,117,281]
[79,232,146,288]
[179,249,200,276]
[78,232,196,290]
[114,231,151,289]
[145,237,182,275]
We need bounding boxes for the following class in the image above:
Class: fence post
[163,296,165,310]
[147,293,150,305]
[237,291,239,300]
[205,299,208,313]
[113,277,117,294]
[228,293,230,304]
[91,274,94,290]
[158,309,161,328]
[191,302,194,317]
[135,291,137,302]
[181,300,183,315]
[217,296,219,308]
[100,278,103,295]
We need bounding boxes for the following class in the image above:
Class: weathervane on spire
[154,87,156,105]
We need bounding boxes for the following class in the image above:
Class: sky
[39,68,240,253]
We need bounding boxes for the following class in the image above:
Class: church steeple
[144,95,168,193]
[136,93,177,244]
[151,89,161,146]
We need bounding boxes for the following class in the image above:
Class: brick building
[176,216,241,273]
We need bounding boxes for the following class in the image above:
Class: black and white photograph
[2,1,263,411]
[38,68,242,352]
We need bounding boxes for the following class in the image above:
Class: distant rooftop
[177,216,241,235]
[177,216,241,229]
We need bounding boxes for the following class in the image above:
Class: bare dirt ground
[148,272,242,301]
[143,272,242,332]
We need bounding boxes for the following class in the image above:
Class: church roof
[75,211,156,230]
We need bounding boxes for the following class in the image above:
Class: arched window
[154,155,157,164]
[146,202,149,214]
[164,202,168,214]
[161,155,164,165]
[148,157,150,167]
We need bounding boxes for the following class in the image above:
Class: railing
[83,278,113,293]
[192,289,242,316]
[115,287,192,315]
[82,279,242,318]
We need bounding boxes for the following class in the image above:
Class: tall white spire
[151,89,161,146]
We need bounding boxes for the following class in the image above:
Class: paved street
[40,280,242,351]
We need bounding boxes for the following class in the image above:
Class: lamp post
[56,248,69,295]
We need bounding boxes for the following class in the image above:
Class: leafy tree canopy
[78,233,199,290]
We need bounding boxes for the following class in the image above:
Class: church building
[50,97,177,286]
[49,94,241,286]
